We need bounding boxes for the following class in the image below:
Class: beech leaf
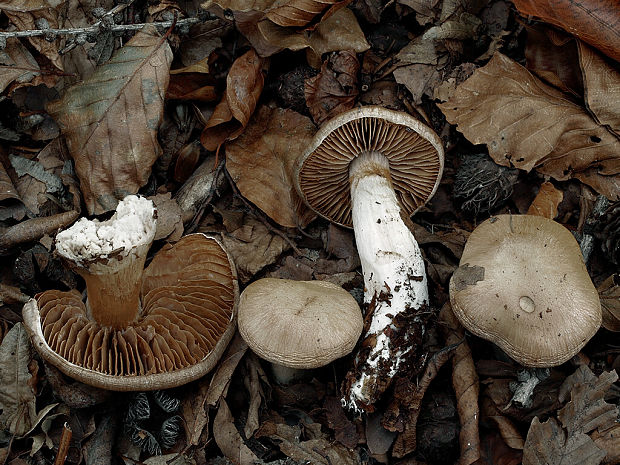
[526,181,564,218]
[598,274,620,332]
[0,323,37,437]
[0,38,40,93]
[265,0,351,27]
[225,105,317,228]
[200,49,265,151]
[47,25,173,215]
[438,52,620,200]
[511,0,620,63]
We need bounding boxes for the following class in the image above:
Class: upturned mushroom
[23,195,238,391]
[237,278,363,384]
[295,106,444,412]
[449,215,602,405]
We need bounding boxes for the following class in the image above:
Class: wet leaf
[527,181,564,219]
[200,49,266,151]
[511,0,620,63]
[598,274,620,332]
[225,105,317,228]
[305,50,359,125]
[0,323,37,437]
[47,25,173,215]
[438,52,620,200]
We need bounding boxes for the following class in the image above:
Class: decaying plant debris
[0,0,619,464]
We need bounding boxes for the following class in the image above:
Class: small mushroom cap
[238,278,363,369]
[295,106,444,228]
[449,215,601,367]
[23,233,238,391]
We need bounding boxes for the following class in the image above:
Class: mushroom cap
[23,233,238,391]
[237,278,363,369]
[295,106,444,228]
[449,215,601,367]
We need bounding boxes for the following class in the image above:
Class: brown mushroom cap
[295,106,444,228]
[449,215,601,367]
[23,234,238,391]
[237,278,363,369]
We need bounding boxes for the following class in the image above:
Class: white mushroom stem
[343,151,429,413]
[55,196,156,329]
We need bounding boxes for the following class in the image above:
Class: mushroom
[295,106,444,411]
[449,215,601,405]
[237,278,363,384]
[23,195,238,391]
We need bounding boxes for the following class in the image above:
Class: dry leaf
[0,323,37,437]
[305,50,359,125]
[220,216,292,282]
[0,38,41,93]
[225,105,317,228]
[598,274,620,332]
[439,303,481,465]
[578,41,620,134]
[167,74,218,102]
[0,0,63,70]
[527,181,564,218]
[213,398,260,465]
[47,25,173,215]
[398,0,438,25]
[265,0,352,27]
[439,52,620,200]
[200,49,266,151]
[148,193,183,241]
[511,0,620,63]
[523,366,619,465]
[324,396,358,449]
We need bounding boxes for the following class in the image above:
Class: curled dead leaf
[527,181,564,219]
[200,49,266,151]
[598,274,620,331]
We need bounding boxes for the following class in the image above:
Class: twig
[53,423,72,465]
[0,17,202,41]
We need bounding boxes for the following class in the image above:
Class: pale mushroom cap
[23,234,239,391]
[449,215,601,367]
[295,106,444,228]
[238,278,363,369]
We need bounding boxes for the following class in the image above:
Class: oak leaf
[47,26,172,215]
[438,52,620,200]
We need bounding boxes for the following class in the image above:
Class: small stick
[53,423,72,465]
[0,210,79,254]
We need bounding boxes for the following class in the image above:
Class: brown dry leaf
[439,52,620,201]
[324,396,358,449]
[0,158,22,206]
[200,49,266,151]
[220,215,292,282]
[0,0,63,70]
[476,430,523,465]
[167,74,218,102]
[398,0,438,25]
[523,366,619,465]
[242,353,268,438]
[225,105,317,228]
[265,0,352,27]
[47,26,172,215]
[148,193,183,241]
[175,19,231,74]
[524,26,582,96]
[439,303,481,465]
[598,274,620,332]
[511,0,620,63]
[213,398,260,465]
[527,181,564,219]
[305,50,359,125]
[256,419,360,464]
[249,8,370,62]
[0,38,41,93]
[578,41,620,134]
[591,424,620,465]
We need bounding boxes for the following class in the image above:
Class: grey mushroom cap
[295,106,444,228]
[449,215,602,367]
[238,278,363,369]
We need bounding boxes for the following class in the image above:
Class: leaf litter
[0,1,619,465]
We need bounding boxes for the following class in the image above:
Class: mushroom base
[343,153,430,413]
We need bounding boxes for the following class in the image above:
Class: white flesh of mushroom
[345,151,428,413]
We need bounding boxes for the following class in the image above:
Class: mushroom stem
[343,151,429,412]
[78,244,150,329]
